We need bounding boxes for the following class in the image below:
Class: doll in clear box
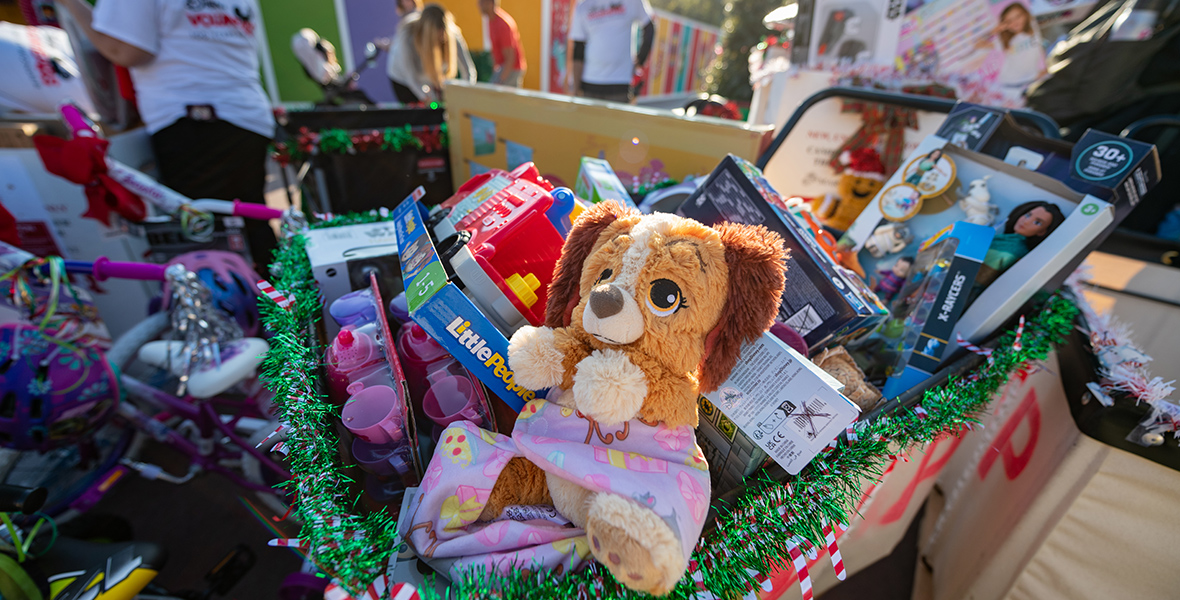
[873,256,913,302]
[976,200,1065,287]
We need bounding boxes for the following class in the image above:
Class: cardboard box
[703,331,859,476]
[391,197,538,412]
[574,157,638,211]
[880,221,993,398]
[304,221,403,340]
[678,154,887,351]
[444,82,772,192]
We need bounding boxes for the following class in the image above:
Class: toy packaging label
[679,154,886,350]
[574,157,638,211]
[704,333,859,476]
[392,198,537,412]
[880,222,993,398]
[695,394,768,496]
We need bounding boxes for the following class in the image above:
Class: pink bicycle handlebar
[232,200,284,221]
[59,103,99,138]
[91,257,168,282]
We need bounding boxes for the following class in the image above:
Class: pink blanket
[403,398,711,580]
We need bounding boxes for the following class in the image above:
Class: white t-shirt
[570,0,653,86]
[92,0,273,138]
[996,31,1045,88]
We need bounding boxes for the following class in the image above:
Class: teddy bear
[472,201,787,595]
[811,147,887,232]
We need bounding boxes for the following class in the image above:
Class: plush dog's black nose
[589,284,624,319]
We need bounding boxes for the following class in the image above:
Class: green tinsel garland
[260,218,1078,599]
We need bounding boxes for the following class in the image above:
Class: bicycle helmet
[0,323,119,451]
[165,251,262,337]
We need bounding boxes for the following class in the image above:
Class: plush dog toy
[479,201,786,595]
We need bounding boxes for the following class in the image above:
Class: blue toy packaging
[879,222,994,398]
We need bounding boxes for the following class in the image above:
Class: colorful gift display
[252,140,1105,599]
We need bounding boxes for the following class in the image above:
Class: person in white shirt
[385,3,476,104]
[569,0,655,103]
[60,0,276,268]
[976,2,1047,105]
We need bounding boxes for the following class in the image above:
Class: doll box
[702,331,859,476]
[390,197,537,413]
[678,154,886,351]
[841,131,1153,351]
[575,157,639,211]
[935,103,1160,216]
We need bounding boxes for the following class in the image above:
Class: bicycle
[1,244,294,521]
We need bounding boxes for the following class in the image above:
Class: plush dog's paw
[508,326,565,390]
[572,349,647,425]
[585,493,685,596]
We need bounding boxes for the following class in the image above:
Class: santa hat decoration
[839,148,887,181]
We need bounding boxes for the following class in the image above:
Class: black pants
[581,82,632,103]
[151,118,276,270]
[391,80,420,104]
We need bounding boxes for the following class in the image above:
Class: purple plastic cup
[342,385,405,444]
[351,438,413,478]
[388,292,410,325]
[422,376,482,428]
[329,289,378,328]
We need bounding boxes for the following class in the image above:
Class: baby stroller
[291,28,379,107]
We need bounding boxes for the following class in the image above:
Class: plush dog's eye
[595,268,613,284]
[646,279,685,317]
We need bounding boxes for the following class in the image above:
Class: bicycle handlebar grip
[60,102,99,138]
[0,485,47,515]
[92,257,168,282]
[232,200,283,220]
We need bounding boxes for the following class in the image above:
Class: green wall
[260,0,343,103]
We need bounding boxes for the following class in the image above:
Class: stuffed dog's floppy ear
[698,223,787,393]
[545,201,635,328]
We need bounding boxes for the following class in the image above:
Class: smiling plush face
[839,174,885,203]
[572,213,730,374]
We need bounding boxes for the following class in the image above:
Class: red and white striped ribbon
[845,423,859,442]
[272,441,289,456]
[956,335,992,362]
[268,538,308,549]
[913,405,929,420]
[786,540,814,600]
[1011,315,1025,352]
[323,574,397,600]
[255,423,287,449]
[256,279,294,309]
[822,521,846,581]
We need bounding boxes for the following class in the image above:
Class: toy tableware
[329,289,378,327]
[325,327,381,403]
[342,384,405,444]
[421,376,483,428]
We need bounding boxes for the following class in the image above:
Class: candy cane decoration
[822,521,846,581]
[956,334,992,362]
[1011,315,1025,352]
[786,540,814,600]
[256,279,294,309]
[845,423,859,442]
[913,405,929,420]
[389,582,421,600]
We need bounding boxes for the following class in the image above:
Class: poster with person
[896,0,1047,107]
